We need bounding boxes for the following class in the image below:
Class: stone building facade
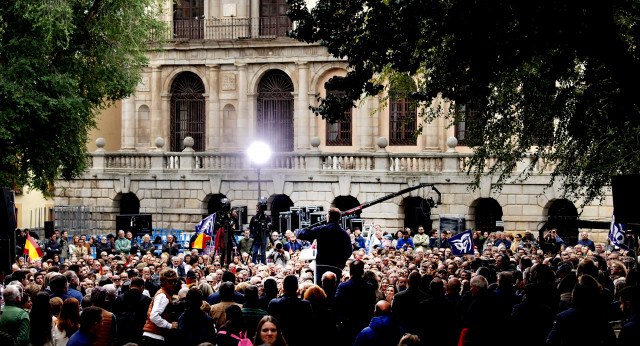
[55,0,613,243]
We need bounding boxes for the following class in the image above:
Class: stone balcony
[89,136,553,176]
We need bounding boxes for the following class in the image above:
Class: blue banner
[449,230,474,256]
[609,212,628,250]
[195,213,216,236]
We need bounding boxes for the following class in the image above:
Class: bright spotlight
[248,141,272,165]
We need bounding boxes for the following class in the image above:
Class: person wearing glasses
[142,268,179,345]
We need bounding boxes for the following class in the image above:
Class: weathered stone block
[155,181,170,190]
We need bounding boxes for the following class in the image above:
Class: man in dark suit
[618,286,640,346]
[296,207,352,283]
[268,275,313,346]
[335,260,377,346]
[391,271,429,334]
[112,278,152,345]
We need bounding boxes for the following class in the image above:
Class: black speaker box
[44,221,54,239]
[116,214,153,237]
[0,187,16,274]
[612,174,640,225]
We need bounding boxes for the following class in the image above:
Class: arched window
[257,70,294,152]
[268,194,294,233]
[404,197,432,232]
[207,193,228,215]
[547,199,579,245]
[120,193,140,215]
[474,198,503,234]
[332,196,361,216]
[389,94,417,145]
[137,105,150,147]
[326,80,352,146]
[170,72,205,152]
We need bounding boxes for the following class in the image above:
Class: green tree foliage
[288,0,640,204]
[0,0,166,193]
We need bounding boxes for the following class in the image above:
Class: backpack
[218,330,252,346]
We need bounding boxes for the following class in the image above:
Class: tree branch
[83,0,102,34]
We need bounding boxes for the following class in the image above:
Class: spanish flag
[192,233,211,250]
[24,234,43,261]
[193,213,215,249]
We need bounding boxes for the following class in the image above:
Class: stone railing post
[306,137,323,170]
[180,137,195,171]
[444,137,459,172]
[151,137,165,171]
[373,137,390,171]
[92,138,106,172]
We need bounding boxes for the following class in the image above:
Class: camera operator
[542,228,564,254]
[214,199,238,266]
[266,240,290,266]
[296,207,352,283]
[250,198,272,264]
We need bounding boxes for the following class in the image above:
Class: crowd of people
[1,211,639,346]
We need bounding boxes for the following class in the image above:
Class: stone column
[296,62,310,150]
[248,92,257,145]
[236,64,249,148]
[358,97,375,152]
[207,65,220,151]
[151,66,163,149]
[424,99,442,152]
[251,0,260,37]
[121,95,136,151]
[161,94,171,149]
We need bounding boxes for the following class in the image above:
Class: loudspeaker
[279,212,290,233]
[44,221,54,239]
[233,206,248,226]
[0,188,16,274]
[116,214,152,237]
[0,188,16,229]
[0,239,12,275]
[350,219,364,232]
[440,215,465,234]
[310,212,326,225]
[612,174,640,224]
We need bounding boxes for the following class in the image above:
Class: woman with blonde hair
[52,298,80,346]
[68,235,79,257]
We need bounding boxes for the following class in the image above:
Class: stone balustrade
[90,136,554,175]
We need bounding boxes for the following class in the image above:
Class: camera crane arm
[300,183,442,231]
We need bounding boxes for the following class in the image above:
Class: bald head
[375,300,391,316]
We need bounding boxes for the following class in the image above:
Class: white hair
[470,275,488,290]
[3,284,22,304]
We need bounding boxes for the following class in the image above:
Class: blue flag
[609,212,628,250]
[449,230,474,256]
[195,213,216,236]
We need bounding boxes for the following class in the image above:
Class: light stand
[247,141,272,200]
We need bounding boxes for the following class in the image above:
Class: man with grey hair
[0,284,30,346]
[64,270,84,302]
[462,275,506,345]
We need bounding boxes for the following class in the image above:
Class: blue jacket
[619,313,640,346]
[354,316,404,346]
[67,330,93,346]
[395,237,414,250]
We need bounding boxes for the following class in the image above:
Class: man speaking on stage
[296,207,352,283]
